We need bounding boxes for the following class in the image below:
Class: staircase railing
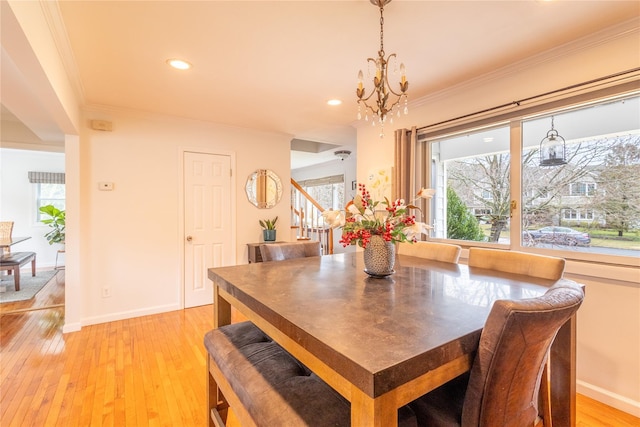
[290,179,334,255]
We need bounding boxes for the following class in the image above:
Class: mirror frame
[245,169,283,209]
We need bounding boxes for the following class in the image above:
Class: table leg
[350,386,397,427]
[14,267,20,291]
[213,280,231,328]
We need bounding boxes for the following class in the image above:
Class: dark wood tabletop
[209,252,577,426]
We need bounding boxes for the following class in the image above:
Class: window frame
[418,86,639,268]
[35,183,66,222]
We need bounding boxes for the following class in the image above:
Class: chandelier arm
[382,54,406,98]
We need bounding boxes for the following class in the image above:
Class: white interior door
[184,152,232,308]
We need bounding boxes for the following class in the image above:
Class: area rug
[0,270,57,303]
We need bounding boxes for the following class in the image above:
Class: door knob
[186,235,193,242]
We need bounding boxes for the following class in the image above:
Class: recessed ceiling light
[327,99,342,106]
[166,58,192,70]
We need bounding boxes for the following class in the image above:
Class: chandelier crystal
[356,0,408,137]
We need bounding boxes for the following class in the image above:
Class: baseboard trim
[62,322,82,333]
[75,303,183,329]
[577,380,640,418]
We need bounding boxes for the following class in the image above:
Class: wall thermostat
[98,182,114,191]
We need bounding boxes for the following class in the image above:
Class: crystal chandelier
[357,0,409,137]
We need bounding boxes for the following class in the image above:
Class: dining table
[208,252,579,427]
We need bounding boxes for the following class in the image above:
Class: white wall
[356,20,640,416]
[77,108,291,326]
[0,148,66,267]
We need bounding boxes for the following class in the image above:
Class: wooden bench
[204,321,417,427]
[0,251,36,291]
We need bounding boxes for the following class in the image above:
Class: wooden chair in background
[0,221,14,255]
[398,241,462,264]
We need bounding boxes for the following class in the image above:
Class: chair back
[398,241,462,263]
[468,247,565,281]
[0,221,14,254]
[461,282,584,427]
[259,241,321,262]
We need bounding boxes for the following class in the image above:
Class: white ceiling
[2,1,639,167]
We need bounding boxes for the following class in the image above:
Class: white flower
[321,209,345,228]
[402,222,433,239]
[417,188,436,199]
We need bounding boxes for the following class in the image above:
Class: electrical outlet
[102,287,111,298]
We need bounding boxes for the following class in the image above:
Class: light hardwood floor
[1,270,638,426]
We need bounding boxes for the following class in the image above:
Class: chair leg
[31,256,36,276]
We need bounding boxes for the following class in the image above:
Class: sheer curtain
[393,126,429,227]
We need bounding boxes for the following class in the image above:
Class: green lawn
[477,224,640,250]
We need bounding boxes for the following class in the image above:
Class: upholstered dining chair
[408,281,584,427]
[398,241,462,264]
[468,246,568,424]
[468,247,566,281]
[0,221,14,255]
[259,240,321,262]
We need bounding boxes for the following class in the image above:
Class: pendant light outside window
[539,116,567,166]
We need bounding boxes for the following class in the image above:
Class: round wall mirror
[245,169,282,209]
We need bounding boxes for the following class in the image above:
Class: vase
[263,229,276,242]
[363,235,396,277]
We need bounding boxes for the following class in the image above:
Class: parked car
[523,226,591,246]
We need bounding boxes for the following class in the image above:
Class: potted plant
[259,216,278,242]
[39,204,65,246]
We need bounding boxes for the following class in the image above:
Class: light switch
[99,182,114,191]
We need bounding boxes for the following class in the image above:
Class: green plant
[259,216,278,230]
[39,204,66,245]
[446,186,485,241]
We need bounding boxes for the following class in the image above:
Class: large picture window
[430,125,511,244]
[426,92,639,265]
[521,95,639,257]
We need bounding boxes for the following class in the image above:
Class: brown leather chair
[398,241,462,263]
[259,241,321,262]
[408,281,584,427]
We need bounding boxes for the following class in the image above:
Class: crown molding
[40,0,85,104]
[410,18,640,110]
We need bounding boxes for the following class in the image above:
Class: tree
[447,186,485,241]
[590,136,640,236]
[447,137,616,243]
[448,154,510,242]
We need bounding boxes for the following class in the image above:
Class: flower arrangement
[322,183,434,248]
